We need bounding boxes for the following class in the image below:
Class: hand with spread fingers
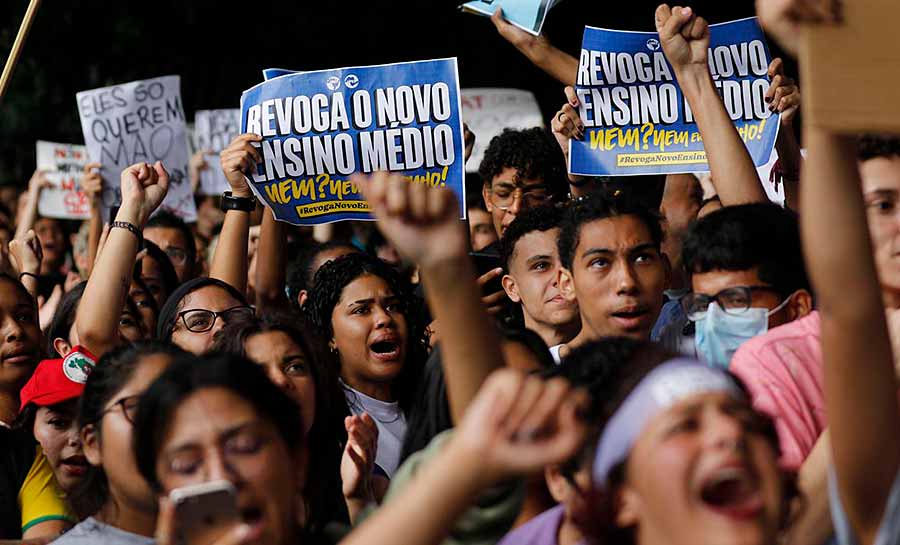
[341,413,379,522]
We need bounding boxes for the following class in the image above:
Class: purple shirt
[498,505,565,545]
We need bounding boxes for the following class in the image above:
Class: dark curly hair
[211,311,349,531]
[306,253,428,414]
[499,204,564,270]
[858,134,900,161]
[478,127,568,200]
[557,190,663,271]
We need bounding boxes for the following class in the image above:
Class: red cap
[19,347,97,412]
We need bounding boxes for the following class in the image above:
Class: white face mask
[694,296,792,368]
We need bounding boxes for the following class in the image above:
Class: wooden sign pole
[0,0,42,104]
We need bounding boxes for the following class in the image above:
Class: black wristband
[221,191,256,212]
[18,271,38,282]
[111,221,143,247]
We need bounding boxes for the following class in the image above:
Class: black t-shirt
[0,427,39,538]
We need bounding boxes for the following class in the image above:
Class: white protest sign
[193,109,240,195]
[76,75,196,221]
[461,88,544,173]
[35,141,91,220]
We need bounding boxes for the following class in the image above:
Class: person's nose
[613,259,639,296]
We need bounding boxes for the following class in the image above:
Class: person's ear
[559,268,577,303]
[482,184,494,213]
[501,274,521,304]
[544,465,570,503]
[785,289,813,321]
[615,485,642,528]
[297,290,308,309]
[328,338,337,354]
[82,423,101,466]
[53,338,72,358]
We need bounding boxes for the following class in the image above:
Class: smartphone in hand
[169,481,241,545]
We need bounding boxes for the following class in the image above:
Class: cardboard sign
[570,18,779,177]
[461,88,544,173]
[241,58,466,225]
[194,109,241,195]
[801,0,900,133]
[76,75,197,221]
[35,141,91,220]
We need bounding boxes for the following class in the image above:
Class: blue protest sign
[460,0,563,36]
[262,68,296,81]
[569,17,778,177]
[241,58,465,225]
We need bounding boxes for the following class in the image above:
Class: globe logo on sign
[646,38,660,51]
[344,74,359,89]
[326,76,341,91]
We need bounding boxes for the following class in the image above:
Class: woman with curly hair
[306,253,427,477]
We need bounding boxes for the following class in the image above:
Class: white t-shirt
[50,517,153,545]
[830,467,900,545]
[549,344,563,364]
[343,385,407,478]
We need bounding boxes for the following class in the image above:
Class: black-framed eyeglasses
[176,305,254,333]
[682,285,780,321]
[489,185,553,211]
[100,395,140,425]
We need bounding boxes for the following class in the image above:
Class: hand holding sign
[120,162,170,227]
[766,58,800,125]
[81,162,103,207]
[356,171,468,269]
[220,134,261,199]
[655,5,710,77]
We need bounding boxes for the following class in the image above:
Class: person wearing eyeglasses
[156,277,253,355]
[676,203,813,371]
[55,341,186,545]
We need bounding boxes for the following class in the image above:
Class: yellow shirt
[17,446,75,533]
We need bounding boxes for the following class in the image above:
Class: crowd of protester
[0,1,897,545]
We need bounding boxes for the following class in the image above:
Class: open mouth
[369,339,401,361]
[699,467,763,519]
[240,507,263,525]
[60,455,89,476]
[609,306,650,329]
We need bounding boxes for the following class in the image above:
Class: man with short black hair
[499,205,580,352]
[555,191,670,360]
[677,202,813,367]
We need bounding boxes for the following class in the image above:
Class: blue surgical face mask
[694,298,790,368]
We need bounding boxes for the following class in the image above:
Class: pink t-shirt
[729,311,825,471]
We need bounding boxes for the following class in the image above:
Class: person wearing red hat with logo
[17,346,97,496]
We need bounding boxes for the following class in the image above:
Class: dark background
[0,0,770,187]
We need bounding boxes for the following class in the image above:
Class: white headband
[592,358,744,488]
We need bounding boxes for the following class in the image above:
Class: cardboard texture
[800,0,900,133]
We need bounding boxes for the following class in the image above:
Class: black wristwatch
[221,191,256,212]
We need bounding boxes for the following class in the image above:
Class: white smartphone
[169,480,241,545]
